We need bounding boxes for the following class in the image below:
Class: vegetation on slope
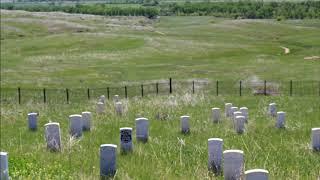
[1,1,320,19]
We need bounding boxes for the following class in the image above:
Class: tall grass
[1,93,319,179]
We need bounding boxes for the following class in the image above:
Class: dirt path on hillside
[304,56,320,60]
[280,46,290,54]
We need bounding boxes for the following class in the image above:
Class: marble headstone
[100,144,117,177]
[212,108,221,123]
[268,103,277,117]
[115,102,123,116]
[230,107,238,119]
[120,127,133,152]
[311,128,320,151]
[235,116,245,134]
[81,111,92,130]
[28,112,38,130]
[44,122,61,151]
[97,102,105,114]
[136,118,149,142]
[245,169,269,180]
[223,150,244,180]
[99,95,106,104]
[276,111,285,128]
[0,152,9,180]
[239,107,248,123]
[208,138,223,174]
[225,103,233,117]
[69,114,82,137]
[181,116,190,133]
[114,95,120,103]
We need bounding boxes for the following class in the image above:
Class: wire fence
[1,79,319,104]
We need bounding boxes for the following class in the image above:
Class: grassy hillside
[1,10,319,89]
[0,10,320,179]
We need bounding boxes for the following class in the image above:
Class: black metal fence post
[290,80,293,96]
[240,81,242,96]
[87,88,90,100]
[107,87,110,99]
[169,78,172,94]
[192,81,195,94]
[216,81,219,96]
[43,88,46,103]
[125,86,127,99]
[18,87,21,104]
[264,80,267,96]
[156,83,159,95]
[141,84,144,97]
[66,88,69,104]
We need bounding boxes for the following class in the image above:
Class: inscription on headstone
[120,127,133,152]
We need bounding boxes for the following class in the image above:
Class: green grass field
[1,10,320,88]
[1,10,320,179]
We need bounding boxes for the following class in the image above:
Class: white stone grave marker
[311,128,320,151]
[208,138,223,174]
[223,150,244,180]
[225,103,233,117]
[81,111,91,130]
[44,122,61,151]
[245,169,269,180]
[276,111,285,128]
[230,107,238,119]
[181,116,190,133]
[28,112,38,130]
[99,95,106,104]
[136,118,149,142]
[114,95,119,103]
[0,152,9,180]
[268,103,277,117]
[212,108,221,123]
[239,107,248,123]
[100,144,117,177]
[115,102,123,116]
[235,116,245,134]
[69,114,82,137]
[97,102,105,114]
[120,127,133,153]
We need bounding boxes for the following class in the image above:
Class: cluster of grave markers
[1,97,320,180]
